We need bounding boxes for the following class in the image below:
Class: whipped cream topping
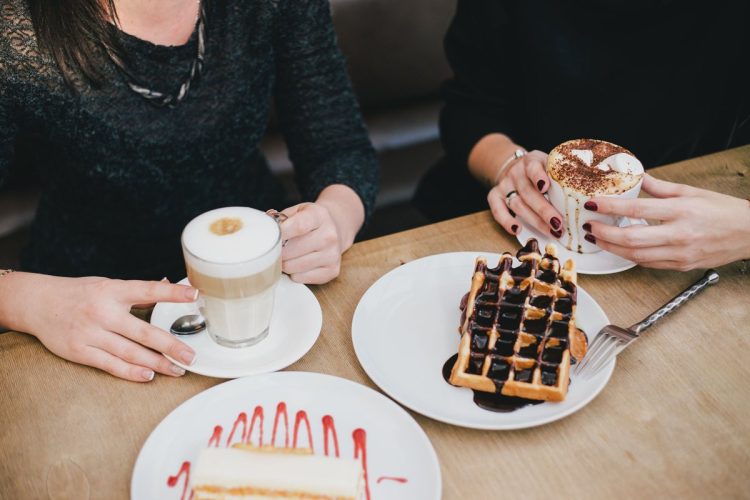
[595,152,644,175]
[571,149,643,175]
[547,139,644,196]
[570,149,594,166]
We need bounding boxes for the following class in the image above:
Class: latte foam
[182,207,281,278]
[547,139,643,196]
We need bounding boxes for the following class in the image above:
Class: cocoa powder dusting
[548,139,637,196]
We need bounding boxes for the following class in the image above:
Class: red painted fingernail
[584,201,598,211]
[550,228,562,238]
[582,222,592,232]
[550,217,561,230]
[537,180,545,191]
[511,224,519,233]
[584,233,596,244]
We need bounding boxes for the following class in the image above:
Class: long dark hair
[27,0,122,88]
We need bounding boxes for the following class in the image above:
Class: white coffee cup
[181,207,285,348]
[546,139,644,254]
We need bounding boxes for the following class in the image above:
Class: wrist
[493,148,527,185]
[0,271,42,333]
[467,133,526,187]
[315,184,365,251]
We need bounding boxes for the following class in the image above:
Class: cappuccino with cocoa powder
[182,207,282,348]
[546,139,644,254]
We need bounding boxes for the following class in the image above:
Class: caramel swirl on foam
[547,139,643,196]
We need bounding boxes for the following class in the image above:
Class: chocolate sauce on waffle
[442,354,543,412]
[446,238,587,412]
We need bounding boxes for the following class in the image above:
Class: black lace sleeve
[0,0,46,189]
[0,84,16,188]
[272,0,378,220]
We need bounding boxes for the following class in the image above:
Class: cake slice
[191,445,364,500]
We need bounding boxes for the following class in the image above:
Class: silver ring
[505,190,519,209]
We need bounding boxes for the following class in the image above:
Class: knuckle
[101,359,122,378]
[118,342,142,363]
[68,342,87,360]
[621,230,638,247]
[145,281,163,299]
[323,227,338,246]
[630,202,646,220]
[299,217,315,235]
[330,262,341,278]
[87,279,115,299]
[630,249,645,263]
[129,323,151,345]
[498,176,513,191]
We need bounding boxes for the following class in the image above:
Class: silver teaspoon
[170,314,206,335]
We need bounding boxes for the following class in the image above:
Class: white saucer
[151,276,322,379]
[131,372,441,500]
[516,218,647,275]
[352,252,614,430]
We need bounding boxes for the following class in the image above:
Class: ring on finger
[505,190,519,209]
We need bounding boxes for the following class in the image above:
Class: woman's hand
[486,150,564,238]
[280,184,364,284]
[583,174,750,270]
[0,273,198,382]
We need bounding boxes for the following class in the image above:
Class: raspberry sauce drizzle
[166,402,406,499]
[246,405,264,446]
[226,411,247,446]
[166,461,192,500]
[207,426,222,447]
[376,476,409,484]
[271,402,289,448]
[353,429,371,500]
[322,414,340,457]
[293,410,314,451]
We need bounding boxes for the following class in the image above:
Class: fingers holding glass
[510,160,563,235]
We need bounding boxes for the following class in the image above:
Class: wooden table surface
[1,146,749,499]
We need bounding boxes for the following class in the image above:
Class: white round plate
[131,372,441,500]
[516,218,647,275]
[151,276,322,379]
[352,252,614,430]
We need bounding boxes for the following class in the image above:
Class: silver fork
[574,269,720,377]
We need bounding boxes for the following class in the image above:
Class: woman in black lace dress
[0,0,378,381]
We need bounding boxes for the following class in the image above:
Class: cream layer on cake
[191,446,364,500]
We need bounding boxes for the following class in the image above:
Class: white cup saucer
[151,276,322,379]
[516,217,648,275]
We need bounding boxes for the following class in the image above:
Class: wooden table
[2,146,749,499]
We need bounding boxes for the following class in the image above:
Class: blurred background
[0,0,457,269]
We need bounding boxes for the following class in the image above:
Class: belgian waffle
[448,239,587,402]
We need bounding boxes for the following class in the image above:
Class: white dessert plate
[516,218,648,275]
[151,276,322,379]
[352,252,614,431]
[131,372,441,500]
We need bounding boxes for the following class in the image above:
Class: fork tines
[574,325,637,377]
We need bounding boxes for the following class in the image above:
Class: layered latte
[182,207,282,347]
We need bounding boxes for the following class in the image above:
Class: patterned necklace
[114,1,206,108]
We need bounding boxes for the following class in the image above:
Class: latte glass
[181,207,284,348]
